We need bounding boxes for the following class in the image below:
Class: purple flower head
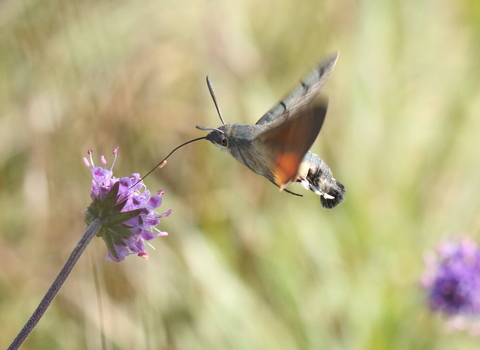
[421,237,480,316]
[83,148,171,261]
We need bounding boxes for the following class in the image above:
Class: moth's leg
[268,180,303,197]
[284,188,303,197]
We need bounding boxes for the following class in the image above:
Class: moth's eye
[220,137,228,147]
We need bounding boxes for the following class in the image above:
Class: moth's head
[196,125,230,149]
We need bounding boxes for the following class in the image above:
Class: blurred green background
[2,0,480,349]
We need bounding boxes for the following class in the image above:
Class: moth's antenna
[134,136,206,186]
[196,125,224,133]
[206,76,226,125]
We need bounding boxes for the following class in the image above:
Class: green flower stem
[8,218,103,350]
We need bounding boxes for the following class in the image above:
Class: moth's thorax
[222,124,273,179]
[226,124,266,141]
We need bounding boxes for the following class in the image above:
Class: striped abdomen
[297,151,345,209]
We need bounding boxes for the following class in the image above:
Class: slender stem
[8,218,103,350]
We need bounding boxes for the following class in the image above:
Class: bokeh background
[2,0,480,349]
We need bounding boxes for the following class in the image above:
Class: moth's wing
[256,52,338,126]
[255,100,328,189]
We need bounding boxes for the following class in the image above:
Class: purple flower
[421,237,480,316]
[83,148,171,261]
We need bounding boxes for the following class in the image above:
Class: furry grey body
[206,123,345,209]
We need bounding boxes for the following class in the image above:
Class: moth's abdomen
[298,152,345,209]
